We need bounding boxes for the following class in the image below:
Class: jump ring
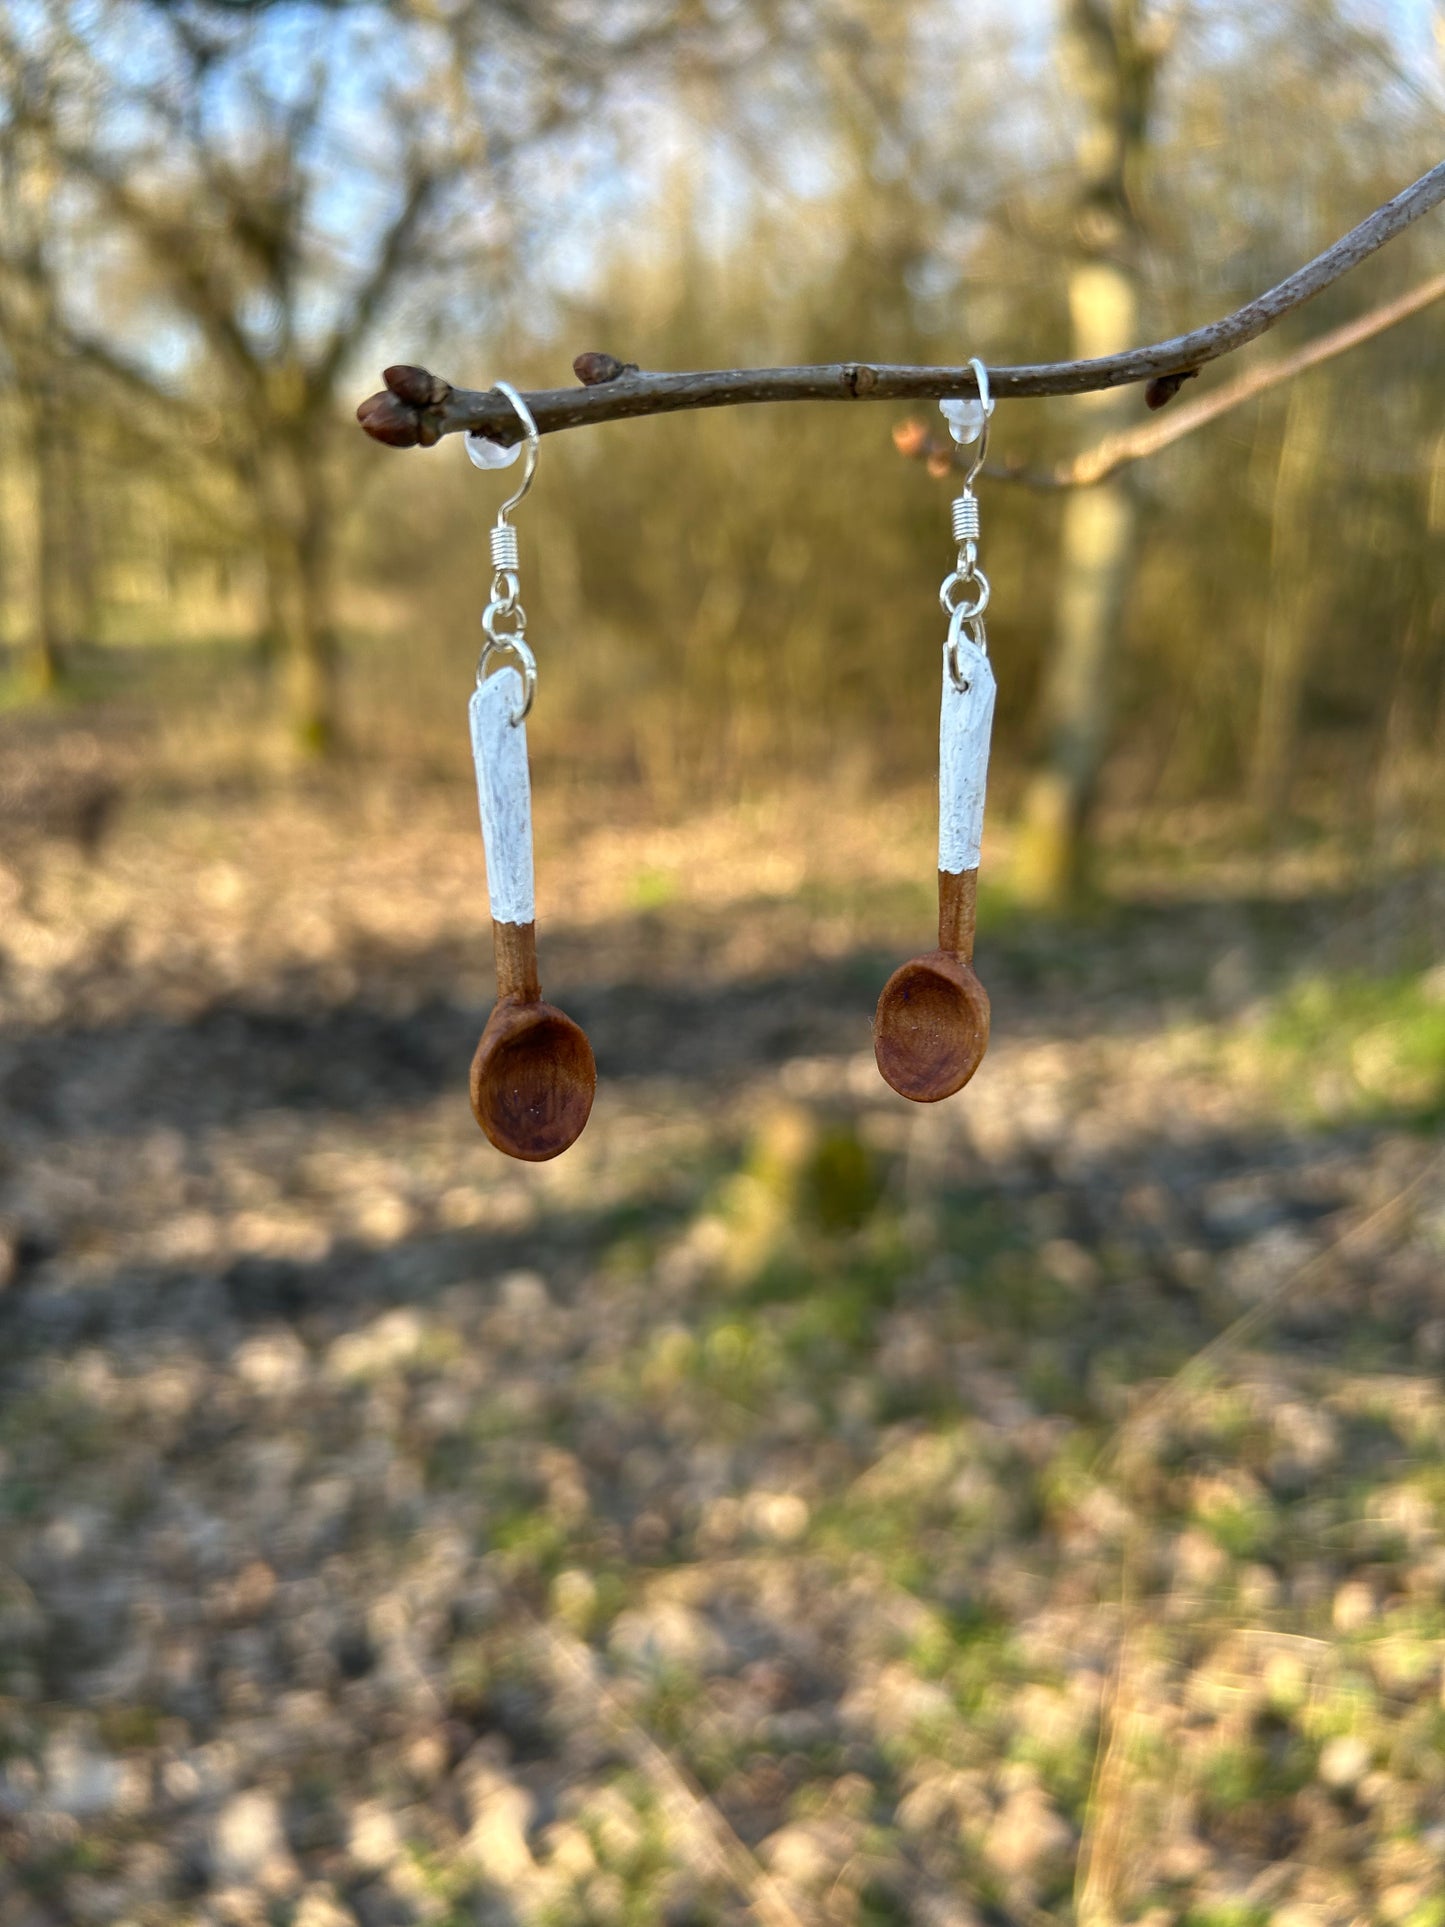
[939,567,991,622]
[477,635,538,723]
[483,598,528,643]
[945,604,989,692]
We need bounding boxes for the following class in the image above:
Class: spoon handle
[938,867,978,962]
[492,919,541,1003]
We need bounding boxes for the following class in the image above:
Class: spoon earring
[465,384,596,1161]
[875,358,998,1103]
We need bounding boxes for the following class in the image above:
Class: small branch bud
[1144,368,1199,411]
[384,364,451,408]
[573,351,639,386]
[356,390,423,447]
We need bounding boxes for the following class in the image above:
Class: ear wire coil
[490,523,520,573]
[951,494,980,545]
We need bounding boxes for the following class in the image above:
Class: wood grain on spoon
[873,867,990,1103]
[937,867,979,961]
[470,919,596,1161]
[492,918,541,1002]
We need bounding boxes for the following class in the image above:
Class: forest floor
[2,685,1444,1927]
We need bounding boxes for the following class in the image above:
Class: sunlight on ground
[1,704,1443,1927]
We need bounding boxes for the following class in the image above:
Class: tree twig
[898,268,1445,488]
[358,160,1445,449]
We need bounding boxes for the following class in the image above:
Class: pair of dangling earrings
[465,366,998,1163]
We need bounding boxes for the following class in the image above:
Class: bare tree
[27,0,785,749]
[0,47,79,691]
[1009,0,1167,907]
[2,1,568,744]
[65,2,481,747]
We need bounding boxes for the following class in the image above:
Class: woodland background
[3,0,1442,880]
[1,4,1444,1926]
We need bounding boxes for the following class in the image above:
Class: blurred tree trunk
[1250,381,1327,816]
[257,433,337,753]
[1014,0,1163,908]
[1013,284,1138,905]
[1,101,71,692]
[29,372,68,691]
[1,354,71,693]
[55,386,96,654]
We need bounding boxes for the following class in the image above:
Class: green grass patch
[1198,1733,1313,1813]
[489,1506,573,1577]
[1256,969,1445,1125]
[628,866,678,910]
[1182,1905,1270,1927]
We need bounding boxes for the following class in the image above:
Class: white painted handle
[469,669,535,925]
[938,638,997,875]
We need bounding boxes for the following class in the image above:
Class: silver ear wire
[471,382,542,723]
[938,358,994,691]
[491,381,540,520]
[956,357,993,487]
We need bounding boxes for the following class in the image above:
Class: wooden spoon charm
[468,667,595,1160]
[874,867,990,1102]
[875,628,997,1103]
[470,917,595,1161]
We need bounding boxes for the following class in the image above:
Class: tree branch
[311,166,438,405]
[56,144,268,395]
[358,159,1445,449]
[896,268,1445,488]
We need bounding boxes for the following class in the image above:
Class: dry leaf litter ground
[1,698,1444,1927]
